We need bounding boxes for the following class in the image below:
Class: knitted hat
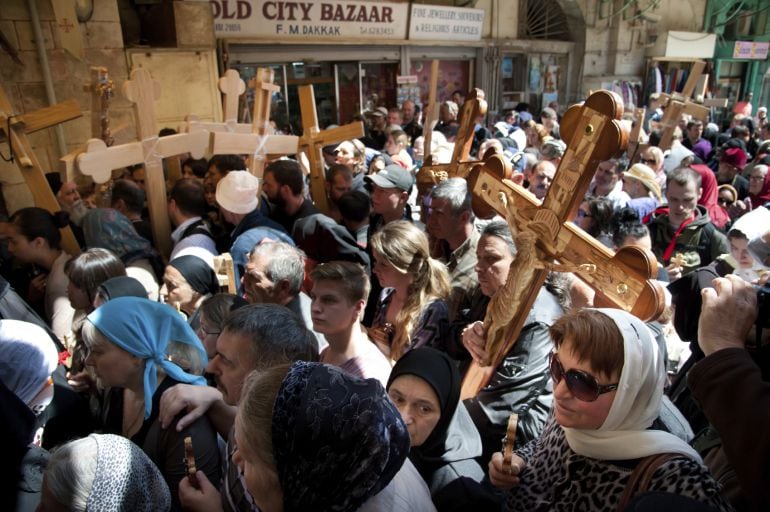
[720,147,747,170]
[215,170,260,214]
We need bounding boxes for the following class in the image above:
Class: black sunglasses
[549,352,618,402]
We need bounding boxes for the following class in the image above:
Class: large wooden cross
[208,68,299,178]
[0,85,82,256]
[655,61,713,150]
[422,59,440,158]
[76,68,209,258]
[461,91,665,399]
[415,88,488,198]
[297,84,364,215]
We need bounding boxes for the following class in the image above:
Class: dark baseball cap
[364,164,414,192]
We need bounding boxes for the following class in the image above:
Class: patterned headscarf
[85,434,171,511]
[82,208,153,258]
[562,309,702,462]
[272,362,410,512]
[86,297,207,418]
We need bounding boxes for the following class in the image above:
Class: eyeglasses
[197,325,220,338]
[549,352,618,402]
[639,158,657,165]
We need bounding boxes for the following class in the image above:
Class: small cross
[59,18,75,34]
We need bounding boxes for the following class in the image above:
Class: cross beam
[297,84,364,215]
[461,90,665,399]
[0,86,82,256]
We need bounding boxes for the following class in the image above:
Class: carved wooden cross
[76,68,209,258]
[416,88,488,198]
[297,84,365,215]
[655,61,712,150]
[626,107,646,162]
[461,91,665,399]
[0,85,82,256]
[208,68,299,179]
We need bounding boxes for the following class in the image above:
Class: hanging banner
[408,4,484,41]
[732,41,769,60]
[209,0,408,40]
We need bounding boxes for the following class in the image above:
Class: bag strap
[615,453,680,512]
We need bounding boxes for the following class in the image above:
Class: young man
[262,159,320,234]
[589,159,630,210]
[310,261,391,386]
[647,167,729,280]
[168,178,217,260]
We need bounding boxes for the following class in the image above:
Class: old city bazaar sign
[210,0,409,39]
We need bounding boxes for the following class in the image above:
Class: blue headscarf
[87,296,207,418]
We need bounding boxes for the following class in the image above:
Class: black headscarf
[168,255,219,296]
[388,348,459,450]
[273,362,409,512]
[97,276,148,302]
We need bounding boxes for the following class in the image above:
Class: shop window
[409,60,471,109]
[361,63,399,112]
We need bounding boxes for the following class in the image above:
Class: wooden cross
[422,59,440,158]
[182,69,251,135]
[208,68,299,179]
[0,85,82,256]
[76,68,209,258]
[416,88,488,198]
[655,61,712,150]
[297,84,365,215]
[461,91,665,399]
[626,107,646,162]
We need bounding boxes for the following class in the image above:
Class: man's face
[131,167,146,190]
[426,197,461,242]
[372,114,386,130]
[57,182,80,207]
[261,171,282,204]
[593,161,619,195]
[402,101,415,123]
[206,330,254,405]
[528,161,556,199]
[370,184,404,216]
[328,173,352,203]
[241,254,279,304]
[687,123,702,141]
[666,180,700,227]
[387,110,402,126]
[205,166,224,188]
[717,162,738,181]
[309,280,360,335]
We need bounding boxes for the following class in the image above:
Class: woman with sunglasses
[489,308,731,511]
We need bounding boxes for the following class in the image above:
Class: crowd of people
[2,88,769,512]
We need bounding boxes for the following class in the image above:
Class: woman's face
[67,280,91,310]
[387,374,441,447]
[6,224,37,264]
[84,338,143,389]
[335,141,359,167]
[574,201,594,232]
[526,127,538,147]
[196,311,220,359]
[233,418,282,510]
[552,338,618,430]
[475,234,514,297]
[160,266,197,310]
[372,250,410,290]
[730,236,754,269]
[749,166,768,196]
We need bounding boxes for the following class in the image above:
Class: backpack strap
[180,219,214,242]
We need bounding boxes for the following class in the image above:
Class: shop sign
[209,0,408,39]
[408,4,484,41]
[732,41,769,60]
[396,75,418,84]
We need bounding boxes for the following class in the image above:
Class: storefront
[212,0,484,130]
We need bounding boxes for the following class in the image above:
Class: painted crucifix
[461,91,666,399]
[0,84,82,256]
[296,84,365,215]
[415,88,489,199]
[76,68,209,258]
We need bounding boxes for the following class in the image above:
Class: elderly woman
[160,255,220,329]
[369,220,450,361]
[489,308,731,511]
[387,348,485,506]
[39,434,171,511]
[233,361,435,512]
[82,297,220,509]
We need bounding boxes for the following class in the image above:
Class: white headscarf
[562,309,702,462]
[0,319,58,412]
